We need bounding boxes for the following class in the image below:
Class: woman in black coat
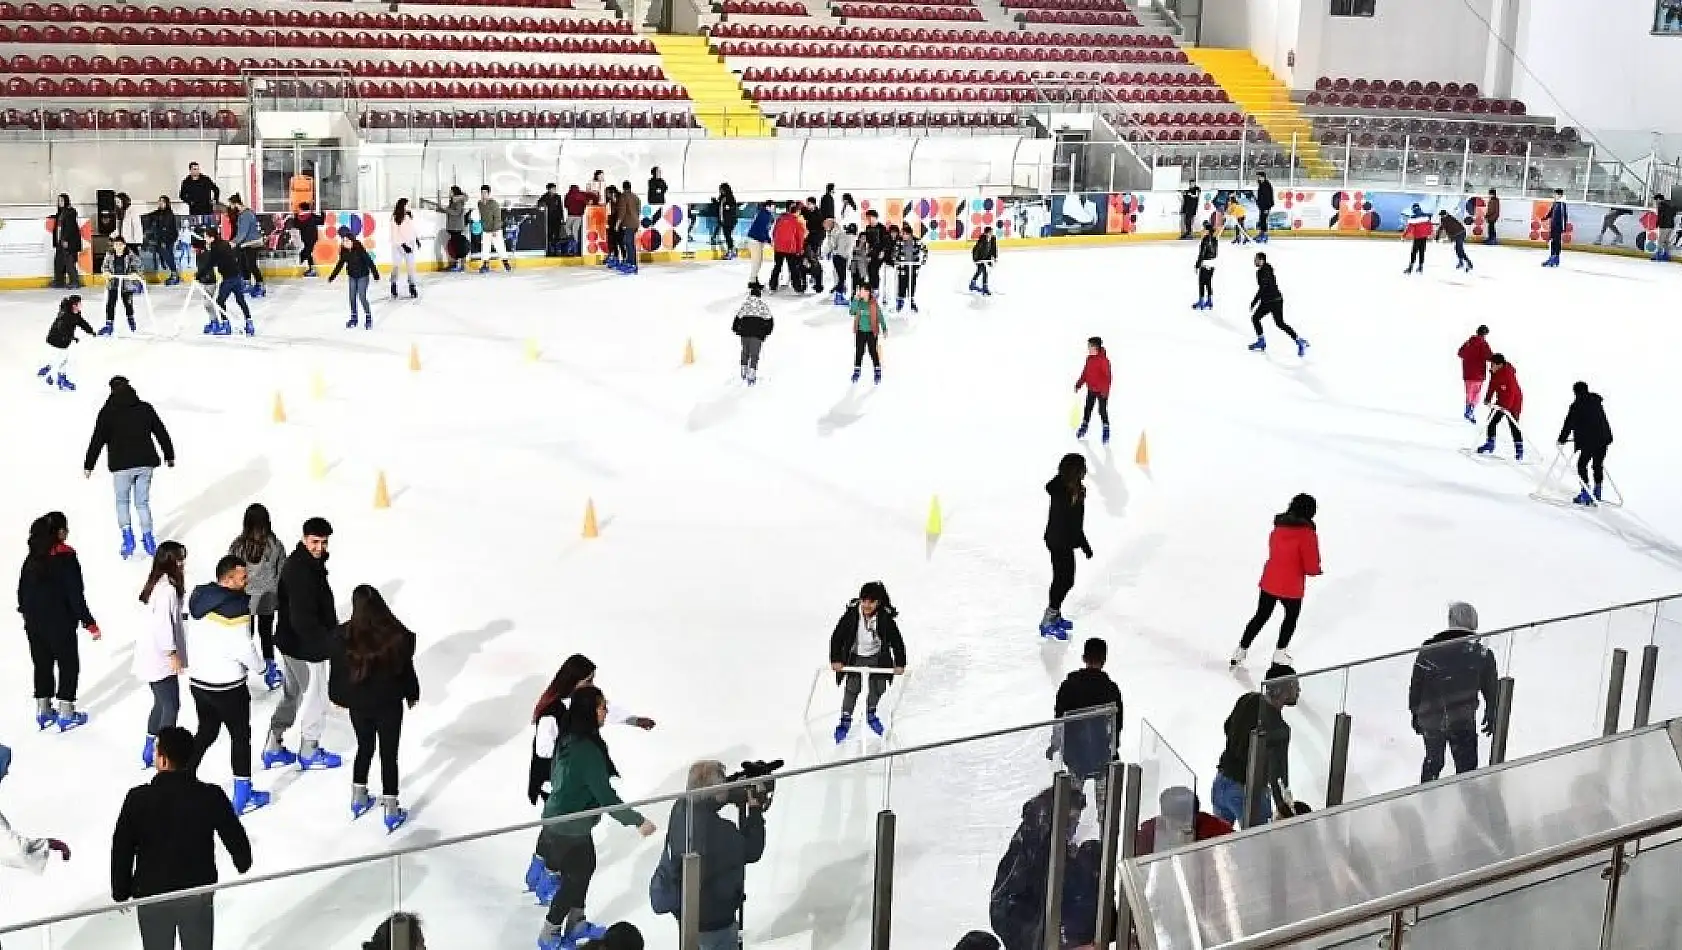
[17,512,100,731]
[828,581,907,742]
[328,585,419,832]
[51,194,82,289]
[1042,453,1092,639]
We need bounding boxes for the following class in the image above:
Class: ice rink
[2,236,1681,946]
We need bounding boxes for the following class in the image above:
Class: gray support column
[681,853,702,950]
[1490,677,1516,764]
[1634,644,1659,728]
[1043,772,1074,950]
[1604,648,1628,737]
[1241,726,1266,830]
[871,810,896,950]
[1326,712,1353,808]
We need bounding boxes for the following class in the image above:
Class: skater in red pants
[1457,325,1491,423]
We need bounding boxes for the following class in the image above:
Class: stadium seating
[1306,76,1526,116]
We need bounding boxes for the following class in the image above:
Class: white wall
[1201,0,1303,83]
[1206,0,1497,89]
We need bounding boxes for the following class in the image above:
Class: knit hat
[953,931,1001,950]
[1447,601,1479,632]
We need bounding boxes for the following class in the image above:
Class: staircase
[1184,48,1337,178]
[650,34,774,137]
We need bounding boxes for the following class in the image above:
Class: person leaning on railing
[1212,665,1300,828]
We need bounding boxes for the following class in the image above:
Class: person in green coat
[534,685,656,949]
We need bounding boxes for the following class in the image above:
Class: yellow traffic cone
[926,495,943,536]
[373,471,391,509]
[682,338,696,366]
[1135,432,1150,468]
[581,499,599,539]
[272,392,287,424]
[408,344,421,372]
[524,338,541,362]
[1069,401,1082,429]
[309,369,326,400]
[309,445,327,481]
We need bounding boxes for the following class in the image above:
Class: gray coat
[477,198,503,232]
[230,533,286,615]
[445,194,468,232]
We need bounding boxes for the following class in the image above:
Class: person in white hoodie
[0,744,72,875]
[186,555,271,815]
[135,541,188,770]
[389,198,420,299]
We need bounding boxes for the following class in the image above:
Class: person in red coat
[1457,325,1492,423]
[1477,353,1525,459]
[1231,494,1321,669]
[768,203,808,293]
[1074,336,1112,444]
[1133,786,1233,856]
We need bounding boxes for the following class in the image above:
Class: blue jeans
[698,925,739,950]
[621,228,637,267]
[347,275,372,320]
[1211,772,1269,828]
[113,467,155,534]
[216,277,250,321]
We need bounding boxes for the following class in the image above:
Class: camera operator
[653,760,767,949]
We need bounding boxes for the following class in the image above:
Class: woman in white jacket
[135,541,188,770]
[0,745,71,874]
[390,198,420,299]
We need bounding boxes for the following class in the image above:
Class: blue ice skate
[297,746,343,771]
[503,259,513,272]
[384,805,408,833]
[1296,337,1309,358]
[261,661,283,690]
[120,528,136,559]
[127,316,137,333]
[532,867,562,906]
[1464,405,1477,423]
[1101,424,1111,445]
[34,702,54,731]
[873,365,882,385]
[164,273,181,286]
[142,532,156,557]
[1058,616,1075,631]
[346,315,359,329]
[895,297,904,312]
[97,321,114,336]
[523,855,547,893]
[350,786,375,820]
[979,286,991,296]
[1248,336,1266,352]
[141,734,156,769]
[303,265,318,278]
[232,778,270,815]
[37,365,51,378]
[248,283,267,298]
[851,367,861,383]
[866,712,885,737]
[56,374,76,391]
[1475,438,1495,454]
[1594,484,1604,501]
[212,320,232,336]
[969,279,980,293]
[56,708,88,732]
[834,290,846,306]
[1514,441,1525,461]
[909,300,919,313]
[1573,490,1595,506]
[261,743,297,770]
[242,319,255,337]
[478,261,491,274]
[1075,423,1088,439]
[834,713,853,744]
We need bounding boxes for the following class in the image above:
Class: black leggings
[1577,445,1608,488]
[1197,266,1213,298]
[972,262,991,290]
[1239,591,1303,651]
[299,236,317,267]
[896,265,918,301]
[251,613,275,664]
[351,704,405,796]
[1048,543,1077,611]
[1486,410,1522,443]
[192,686,253,778]
[239,246,263,285]
[720,217,736,253]
[853,332,880,368]
[1081,392,1109,427]
[105,282,136,322]
[1250,298,1297,339]
[26,625,79,701]
[538,830,597,924]
[1409,238,1427,268]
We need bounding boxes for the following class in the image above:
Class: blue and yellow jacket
[185,582,262,691]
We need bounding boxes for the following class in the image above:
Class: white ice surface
[1,240,1681,947]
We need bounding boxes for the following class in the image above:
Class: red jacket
[1258,517,1321,600]
[1076,350,1112,397]
[1403,217,1434,240]
[1134,813,1233,856]
[771,212,806,254]
[1457,334,1491,382]
[1487,362,1522,415]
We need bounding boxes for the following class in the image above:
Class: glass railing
[0,706,1119,949]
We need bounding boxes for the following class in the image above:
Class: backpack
[648,833,682,915]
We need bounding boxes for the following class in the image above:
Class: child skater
[731,281,774,386]
[828,581,908,742]
[1074,337,1111,444]
[1402,204,1433,274]
[1230,493,1321,669]
[1457,325,1492,423]
[100,236,143,336]
[1193,219,1218,309]
[849,284,885,385]
[1477,353,1525,459]
[327,228,381,330]
[970,226,998,296]
[894,224,927,313]
[1226,195,1252,245]
[39,295,94,391]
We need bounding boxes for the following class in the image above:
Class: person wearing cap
[1212,664,1299,828]
[99,235,144,336]
[1409,602,1498,783]
[83,376,176,559]
[828,581,907,742]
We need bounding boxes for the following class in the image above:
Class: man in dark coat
[861,211,890,289]
[1407,602,1497,782]
[1558,381,1614,505]
[1179,181,1201,239]
[83,376,175,558]
[655,760,767,947]
[1254,172,1275,242]
[989,785,1087,950]
[264,517,341,770]
[178,161,220,231]
[536,183,565,256]
[111,726,251,950]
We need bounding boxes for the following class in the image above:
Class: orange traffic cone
[581,498,599,539]
[373,471,391,509]
[682,338,696,366]
[408,344,421,372]
[1135,432,1150,468]
[272,391,287,424]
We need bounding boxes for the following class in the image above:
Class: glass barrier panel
[1346,147,1410,189]
[1504,613,1615,760]
[1277,665,1348,814]
[1135,718,1202,856]
[1646,596,1682,724]
[1607,829,1682,947]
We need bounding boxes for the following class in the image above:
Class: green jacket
[477,198,503,232]
[539,736,644,834]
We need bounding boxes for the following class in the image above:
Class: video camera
[724,759,783,812]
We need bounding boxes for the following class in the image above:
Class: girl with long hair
[136,541,188,767]
[527,657,654,805]
[229,504,286,690]
[1041,453,1092,639]
[17,512,100,730]
[390,198,419,299]
[532,686,656,949]
[327,585,419,832]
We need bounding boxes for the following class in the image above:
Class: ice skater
[1476,353,1525,459]
[1226,194,1252,245]
[828,581,908,741]
[1542,189,1567,267]
[731,280,774,386]
[136,541,187,768]
[1557,381,1613,506]
[1254,172,1275,243]
[970,226,998,296]
[894,224,927,313]
[1230,493,1321,669]
[229,503,286,690]
[1402,204,1433,274]
[327,228,381,330]
[849,284,885,385]
[1192,219,1218,309]
[828,220,855,304]
[1436,210,1473,271]
[1595,207,1629,246]
[265,517,344,772]
[185,554,271,814]
[327,585,420,832]
[1248,253,1307,356]
[289,201,323,277]
[1653,193,1676,262]
[1457,325,1492,422]
[476,185,512,273]
[18,512,101,731]
[99,236,143,336]
[1041,453,1093,639]
[1073,337,1111,443]
[38,295,94,392]
[199,232,253,337]
[227,194,266,297]
[745,199,775,282]
[82,375,176,558]
[390,199,420,298]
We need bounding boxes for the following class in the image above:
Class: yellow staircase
[650,34,774,137]
[1184,48,1337,178]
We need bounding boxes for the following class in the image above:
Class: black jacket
[274,544,337,662]
[1196,232,1219,267]
[179,175,220,216]
[53,206,81,253]
[203,239,241,283]
[143,208,179,247]
[111,770,251,901]
[718,193,740,225]
[660,797,767,931]
[820,192,836,222]
[647,177,668,205]
[290,210,323,246]
[828,601,907,682]
[802,206,825,248]
[1558,391,1613,449]
[1256,180,1275,210]
[46,310,95,349]
[328,244,380,282]
[536,191,564,223]
[863,223,889,263]
[1043,479,1091,555]
[327,624,419,711]
[17,545,96,632]
[1216,692,1290,787]
[84,388,175,472]
[1658,199,1678,230]
[1252,262,1282,305]
[1180,186,1200,216]
[1408,629,1498,733]
[1055,668,1123,779]
[972,234,998,263]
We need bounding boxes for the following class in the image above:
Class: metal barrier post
[1326,712,1353,808]
[1386,910,1407,949]
[871,810,896,950]
[1043,772,1074,950]
[1597,842,1628,950]
[1634,644,1659,728]
[1241,726,1266,830]
[680,852,702,950]
[1099,762,1141,948]
[1490,677,1515,764]
[1603,648,1628,737]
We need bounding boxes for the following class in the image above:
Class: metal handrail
[0,705,1116,935]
